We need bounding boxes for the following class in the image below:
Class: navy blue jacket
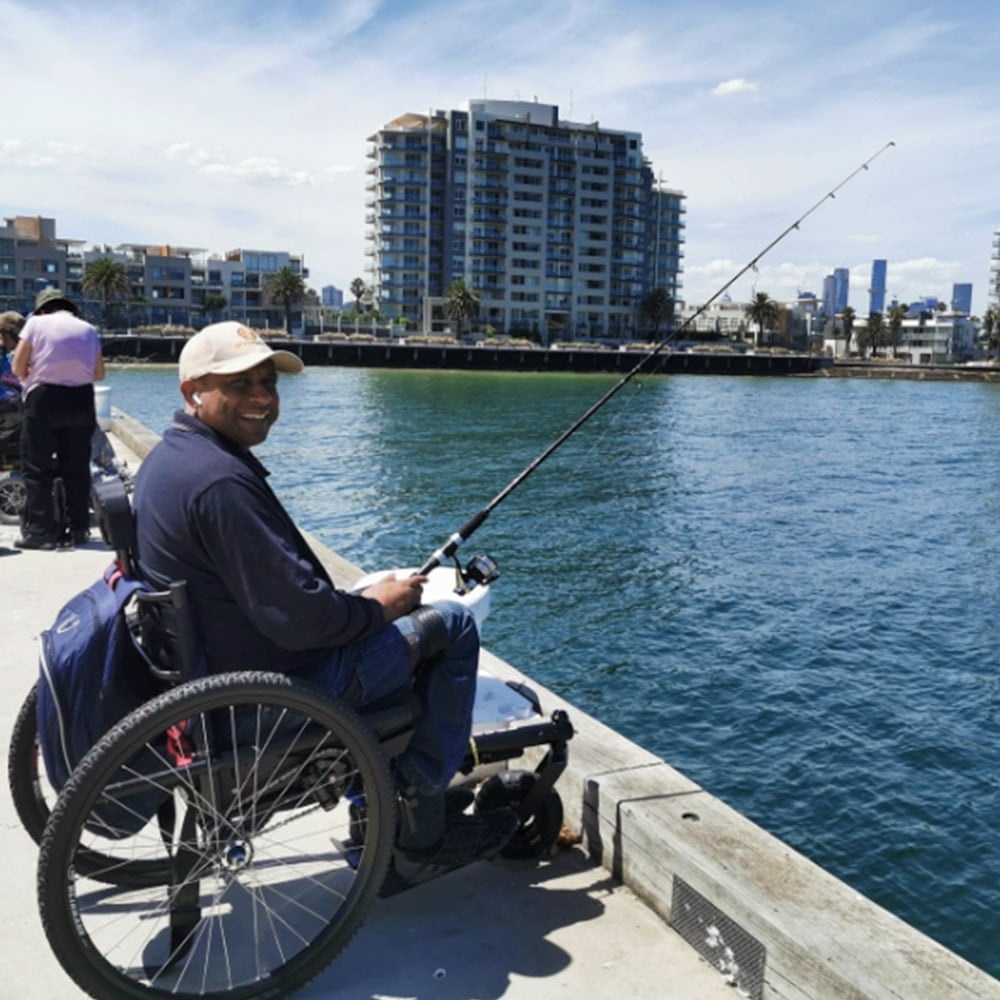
[133,411,385,675]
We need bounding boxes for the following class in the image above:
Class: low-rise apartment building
[1,216,307,330]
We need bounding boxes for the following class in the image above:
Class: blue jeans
[299,600,479,795]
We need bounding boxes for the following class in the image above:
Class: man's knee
[407,605,449,665]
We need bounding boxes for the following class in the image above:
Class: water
[107,365,1000,976]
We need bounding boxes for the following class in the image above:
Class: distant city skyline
[2,0,997,314]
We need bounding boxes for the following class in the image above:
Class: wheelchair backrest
[91,477,201,684]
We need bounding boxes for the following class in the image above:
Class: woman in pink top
[12,287,106,549]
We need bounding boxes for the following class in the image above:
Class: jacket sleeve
[191,474,386,650]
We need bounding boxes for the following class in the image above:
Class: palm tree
[82,257,131,328]
[638,287,675,340]
[441,279,481,338]
[201,293,228,323]
[838,306,856,357]
[982,305,1000,358]
[350,277,367,314]
[744,292,780,348]
[858,312,886,358]
[263,267,306,334]
[887,304,908,359]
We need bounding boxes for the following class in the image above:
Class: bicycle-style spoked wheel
[0,468,25,523]
[8,682,173,888]
[38,671,396,1000]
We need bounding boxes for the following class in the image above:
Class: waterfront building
[991,229,1000,307]
[676,296,748,339]
[869,259,887,315]
[950,282,972,316]
[893,311,977,364]
[365,99,685,343]
[0,215,85,308]
[0,215,308,330]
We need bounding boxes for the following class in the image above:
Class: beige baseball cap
[179,322,304,382]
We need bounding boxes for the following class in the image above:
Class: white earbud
[192,392,203,406]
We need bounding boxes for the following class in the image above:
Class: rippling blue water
[107,365,1000,976]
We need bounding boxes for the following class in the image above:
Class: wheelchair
[0,392,23,523]
[9,479,574,1000]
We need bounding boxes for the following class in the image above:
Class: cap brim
[186,348,304,380]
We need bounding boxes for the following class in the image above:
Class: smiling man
[132,321,517,866]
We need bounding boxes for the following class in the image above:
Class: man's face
[187,360,279,450]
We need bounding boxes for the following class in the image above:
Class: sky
[3,0,999,315]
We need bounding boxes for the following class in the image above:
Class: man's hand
[361,572,428,623]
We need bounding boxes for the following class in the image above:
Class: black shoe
[445,786,476,815]
[402,806,519,867]
[71,528,91,546]
[14,535,56,551]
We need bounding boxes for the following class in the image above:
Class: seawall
[102,334,831,377]
[110,408,1000,1000]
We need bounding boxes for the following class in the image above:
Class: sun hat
[34,287,78,314]
[178,321,304,382]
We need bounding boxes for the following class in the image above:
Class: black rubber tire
[8,683,49,845]
[7,682,172,888]
[38,671,395,1000]
[0,468,24,524]
[475,769,564,859]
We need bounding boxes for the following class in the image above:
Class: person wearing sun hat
[133,320,516,867]
[0,310,24,401]
[11,287,104,549]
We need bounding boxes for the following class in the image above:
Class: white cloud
[712,78,758,97]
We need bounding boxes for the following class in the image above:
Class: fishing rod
[417,140,896,577]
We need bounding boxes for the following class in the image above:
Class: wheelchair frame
[11,478,575,1000]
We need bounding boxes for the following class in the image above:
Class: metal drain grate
[670,876,766,1000]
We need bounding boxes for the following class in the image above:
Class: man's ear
[180,380,201,411]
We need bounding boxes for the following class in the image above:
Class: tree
[81,257,131,328]
[441,279,481,338]
[202,293,227,322]
[638,287,674,340]
[744,292,780,347]
[350,277,367,313]
[857,311,886,358]
[982,306,1000,357]
[887,304,908,359]
[838,306,856,357]
[263,267,306,334]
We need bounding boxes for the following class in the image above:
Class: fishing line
[418,141,896,576]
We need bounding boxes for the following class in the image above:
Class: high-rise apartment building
[822,267,850,318]
[950,282,972,315]
[321,285,344,309]
[869,259,887,315]
[365,99,685,342]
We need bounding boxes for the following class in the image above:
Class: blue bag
[37,563,166,835]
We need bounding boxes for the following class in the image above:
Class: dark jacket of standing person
[11,288,105,549]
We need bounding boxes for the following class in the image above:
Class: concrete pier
[2,410,997,999]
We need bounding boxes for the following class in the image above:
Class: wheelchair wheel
[8,683,173,888]
[38,671,396,1000]
[474,769,564,859]
[0,468,24,523]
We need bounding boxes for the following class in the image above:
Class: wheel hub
[221,839,254,872]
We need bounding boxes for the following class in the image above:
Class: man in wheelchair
[133,322,518,869]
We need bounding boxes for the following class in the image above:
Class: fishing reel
[452,553,500,595]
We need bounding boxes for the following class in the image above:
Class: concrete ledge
[107,422,1000,1000]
